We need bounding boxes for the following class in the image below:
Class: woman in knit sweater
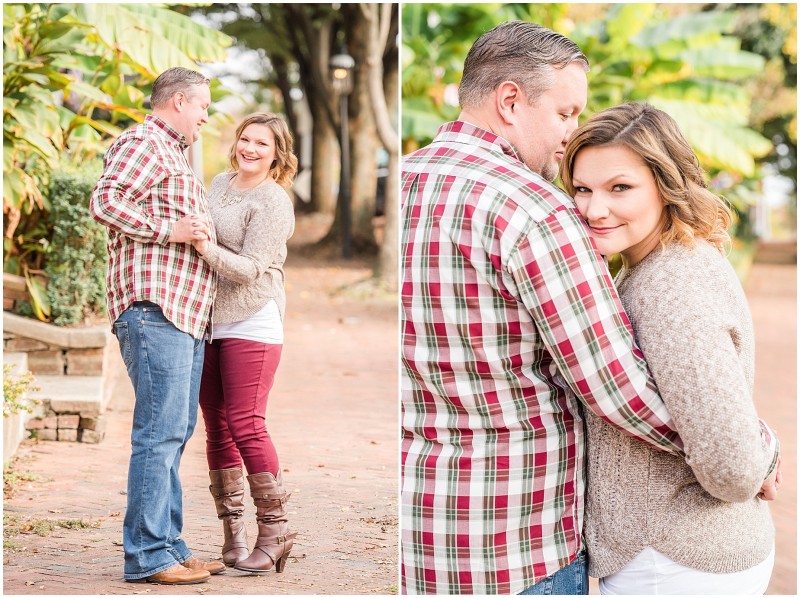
[558,102,781,594]
[191,112,297,574]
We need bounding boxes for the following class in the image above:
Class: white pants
[599,545,775,595]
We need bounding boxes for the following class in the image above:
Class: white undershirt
[213,300,283,344]
[599,545,775,595]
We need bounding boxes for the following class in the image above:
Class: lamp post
[330,49,355,259]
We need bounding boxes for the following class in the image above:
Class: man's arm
[508,206,683,453]
[90,140,209,244]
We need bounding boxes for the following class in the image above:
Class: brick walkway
[746,259,796,595]
[3,253,399,595]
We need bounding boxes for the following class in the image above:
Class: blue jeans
[113,302,206,580]
[519,551,589,595]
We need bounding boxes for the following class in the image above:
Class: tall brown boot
[209,468,249,566]
[233,471,297,573]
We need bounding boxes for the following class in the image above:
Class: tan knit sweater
[584,240,775,578]
[200,173,295,324]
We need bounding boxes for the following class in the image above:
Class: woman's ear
[495,81,522,125]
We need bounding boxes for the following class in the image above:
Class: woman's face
[236,123,276,179]
[571,143,667,266]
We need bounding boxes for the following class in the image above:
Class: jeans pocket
[113,322,133,368]
[141,306,172,327]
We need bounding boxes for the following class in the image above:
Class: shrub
[45,164,107,326]
[3,363,40,418]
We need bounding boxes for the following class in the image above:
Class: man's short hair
[150,67,210,108]
[458,21,589,109]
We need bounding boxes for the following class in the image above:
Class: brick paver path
[747,260,796,595]
[3,252,398,595]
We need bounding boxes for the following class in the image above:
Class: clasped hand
[758,455,782,501]
[168,214,211,254]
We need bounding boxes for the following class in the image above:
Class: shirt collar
[144,114,189,150]
[432,120,523,164]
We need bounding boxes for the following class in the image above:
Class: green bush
[3,363,40,418]
[45,164,107,326]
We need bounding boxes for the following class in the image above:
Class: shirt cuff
[759,418,780,478]
[155,219,173,246]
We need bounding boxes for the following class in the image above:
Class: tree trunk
[361,3,399,288]
[344,5,379,252]
[307,88,339,215]
[283,4,341,217]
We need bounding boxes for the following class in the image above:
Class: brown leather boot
[233,471,297,573]
[209,467,249,566]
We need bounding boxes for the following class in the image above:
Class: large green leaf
[633,11,736,48]
[655,79,749,108]
[13,129,59,165]
[605,4,655,50]
[4,167,25,204]
[402,97,451,142]
[65,79,109,103]
[68,115,123,138]
[681,47,766,79]
[24,269,51,320]
[649,97,770,176]
[76,4,232,77]
[121,4,232,61]
[8,101,62,137]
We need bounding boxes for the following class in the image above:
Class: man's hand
[191,237,209,256]
[758,455,781,501]
[168,214,210,243]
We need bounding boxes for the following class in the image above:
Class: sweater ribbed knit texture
[201,173,295,324]
[585,240,774,578]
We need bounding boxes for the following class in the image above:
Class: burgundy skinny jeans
[198,338,282,475]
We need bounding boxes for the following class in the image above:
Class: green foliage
[571,5,772,178]
[45,164,107,326]
[3,363,40,418]
[3,3,233,320]
[401,4,795,243]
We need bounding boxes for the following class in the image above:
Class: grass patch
[3,460,41,500]
[27,518,99,536]
[4,512,99,540]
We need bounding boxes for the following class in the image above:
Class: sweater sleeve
[200,186,294,284]
[629,249,774,502]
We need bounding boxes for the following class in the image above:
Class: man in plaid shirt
[401,22,685,594]
[91,67,222,585]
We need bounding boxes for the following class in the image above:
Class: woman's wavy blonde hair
[560,102,732,253]
[229,112,298,189]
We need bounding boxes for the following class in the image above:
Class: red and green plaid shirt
[91,115,216,339]
[400,121,684,594]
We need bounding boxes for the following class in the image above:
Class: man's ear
[495,81,523,125]
[173,92,185,112]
